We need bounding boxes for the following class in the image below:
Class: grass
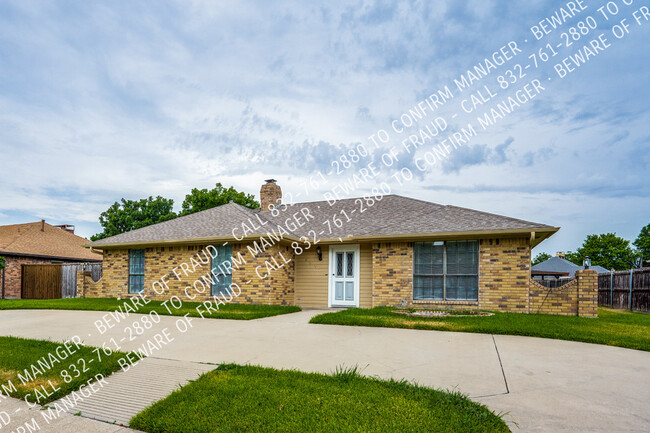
[310,307,650,352]
[130,364,510,433]
[0,336,128,404]
[0,298,300,320]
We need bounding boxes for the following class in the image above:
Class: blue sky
[0,0,648,256]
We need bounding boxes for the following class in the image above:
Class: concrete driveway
[0,309,648,432]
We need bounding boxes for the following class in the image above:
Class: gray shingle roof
[532,256,610,276]
[89,195,557,247]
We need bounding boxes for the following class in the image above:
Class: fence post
[576,269,598,317]
[610,270,614,307]
[629,268,634,311]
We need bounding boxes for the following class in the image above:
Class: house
[84,180,598,317]
[0,220,102,298]
[532,253,609,279]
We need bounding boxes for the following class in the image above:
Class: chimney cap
[264,179,277,184]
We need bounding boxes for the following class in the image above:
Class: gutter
[0,251,102,262]
[85,227,559,249]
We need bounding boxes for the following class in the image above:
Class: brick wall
[89,238,595,316]
[529,269,598,317]
[88,242,295,305]
[2,256,52,298]
[371,237,534,313]
[76,270,103,298]
[371,242,412,307]
[235,243,295,305]
[529,279,578,315]
[478,237,531,313]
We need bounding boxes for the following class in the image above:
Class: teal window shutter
[128,249,145,294]
[211,245,233,296]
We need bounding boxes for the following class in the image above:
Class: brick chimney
[556,252,566,259]
[54,224,75,234]
[260,179,282,210]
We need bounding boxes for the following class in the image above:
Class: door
[329,245,360,307]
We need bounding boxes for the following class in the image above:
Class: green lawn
[0,336,128,404]
[0,298,300,320]
[130,364,509,433]
[310,307,650,352]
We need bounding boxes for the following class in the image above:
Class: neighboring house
[84,179,597,315]
[0,220,102,298]
[532,254,609,279]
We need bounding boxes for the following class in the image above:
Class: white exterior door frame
[328,244,360,308]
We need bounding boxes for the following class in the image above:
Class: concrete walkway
[58,357,214,426]
[0,309,648,432]
[0,395,137,432]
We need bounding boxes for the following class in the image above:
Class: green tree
[91,196,177,241]
[564,251,582,266]
[532,252,552,266]
[180,183,259,216]
[567,233,636,271]
[633,223,650,264]
[0,256,5,269]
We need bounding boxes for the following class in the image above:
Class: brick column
[576,269,598,318]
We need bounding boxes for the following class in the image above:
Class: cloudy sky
[1,0,648,255]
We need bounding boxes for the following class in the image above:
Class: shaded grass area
[0,336,128,404]
[0,298,300,320]
[130,364,509,433]
[310,307,650,351]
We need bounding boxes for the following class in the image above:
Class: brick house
[0,220,102,298]
[86,180,598,316]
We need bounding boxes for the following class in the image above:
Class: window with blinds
[413,241,478,301]
[128,249,145,294]
[211,244,233,296]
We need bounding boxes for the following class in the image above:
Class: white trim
[328,244,360,308]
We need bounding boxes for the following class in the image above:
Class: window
[129,249,145,294]
[413,241,478,301]
[211,244,233,296]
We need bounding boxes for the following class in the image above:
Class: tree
[633,223,650,264]
[567,233,636,271]
[0,256,5,270]
[91,196,177,241]
[180,183,259,216]
[532,252,552,266]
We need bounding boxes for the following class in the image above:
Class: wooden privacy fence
[21,264,61,299]
[21,263,102,299]
[598,268,650,312]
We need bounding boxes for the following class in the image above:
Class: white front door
[329,245,360,307]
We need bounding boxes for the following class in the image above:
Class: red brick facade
[2,255,52,298]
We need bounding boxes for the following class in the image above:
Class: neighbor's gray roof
[532,256,610,276]
[88,195,557,247]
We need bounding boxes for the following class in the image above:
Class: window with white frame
[413,241,478,301]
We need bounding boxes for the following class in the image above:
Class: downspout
[528,232,535,314]
[1,267,5,299]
